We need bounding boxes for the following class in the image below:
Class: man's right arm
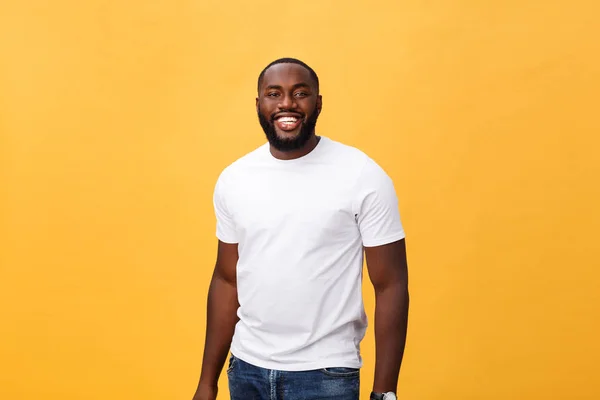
[192,240,239,400]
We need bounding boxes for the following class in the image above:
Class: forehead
[261,63,316,90]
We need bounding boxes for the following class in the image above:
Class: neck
[270,134,321,161]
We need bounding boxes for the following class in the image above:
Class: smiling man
[192,58,409,400]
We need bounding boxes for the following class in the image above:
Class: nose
[278,93,297,110]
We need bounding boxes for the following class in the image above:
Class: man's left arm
[365,238,409,394]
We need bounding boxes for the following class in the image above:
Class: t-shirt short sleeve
[354,158,405,247]
[213,170,239,244]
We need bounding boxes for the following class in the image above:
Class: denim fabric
[227,355,360,400]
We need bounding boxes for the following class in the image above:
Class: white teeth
[278,117,298,122]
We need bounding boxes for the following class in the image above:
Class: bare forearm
[373,282,409,393]
[198,275,239,388]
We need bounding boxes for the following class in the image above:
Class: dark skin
[256,63,322,160]
[365,239,410,394]
[193,241,239,400]
[192,63,409,399]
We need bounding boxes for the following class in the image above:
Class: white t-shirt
[213,136,405,371]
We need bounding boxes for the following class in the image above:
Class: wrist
[197,379,218,390]
[370,391,397,400]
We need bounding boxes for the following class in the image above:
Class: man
[192,58,409,400]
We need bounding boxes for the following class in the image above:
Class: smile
[274,114,303,132]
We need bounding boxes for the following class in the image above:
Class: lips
[272,112,303,132]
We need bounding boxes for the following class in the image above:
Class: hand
[192,383,218,400]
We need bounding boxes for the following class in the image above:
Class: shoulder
[321,137,374,183]
[216,142,269,183]
[323,137,370,165]
[324,137,390,182]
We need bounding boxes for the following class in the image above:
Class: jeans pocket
[226,354,236,374]
[321,367,360,377]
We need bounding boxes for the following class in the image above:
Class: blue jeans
[227,355,360,400]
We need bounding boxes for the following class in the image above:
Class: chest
[228,168,358,240]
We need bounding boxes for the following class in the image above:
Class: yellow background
[1,1,599,399]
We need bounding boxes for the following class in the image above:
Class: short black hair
[257,58,319,93]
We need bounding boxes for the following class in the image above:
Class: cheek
[303,101,318,116]
[258,103,274,116]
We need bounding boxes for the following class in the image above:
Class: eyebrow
[264,83,312,91]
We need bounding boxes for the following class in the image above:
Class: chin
[276,128,302,139]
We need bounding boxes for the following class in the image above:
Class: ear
[317,95,323,115]
[255,97,259,113]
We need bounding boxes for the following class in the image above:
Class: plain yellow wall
[1,1,599,399]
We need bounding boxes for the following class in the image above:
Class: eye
[267,92,280,98]
[294,92,308,98]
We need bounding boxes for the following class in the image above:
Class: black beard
[258,107,319,152]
